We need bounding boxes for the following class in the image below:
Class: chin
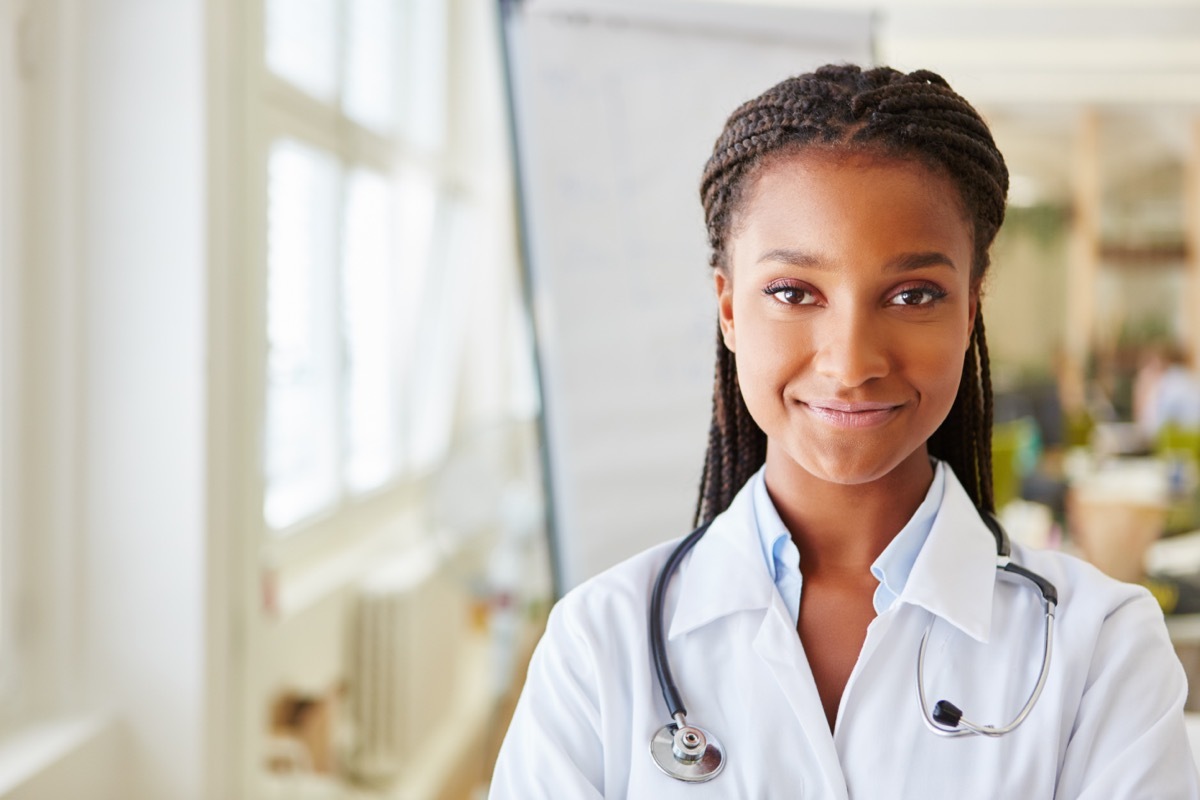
[807,460,897,487]
[797,449,901,486]
[780,436,925,487]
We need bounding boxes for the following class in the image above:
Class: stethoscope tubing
[918,590,1057,737]
[649,522,712,722]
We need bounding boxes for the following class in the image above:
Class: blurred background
[1,0,1199,797]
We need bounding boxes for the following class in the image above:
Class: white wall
[77,1,209,797]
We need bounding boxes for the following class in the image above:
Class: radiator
[345,545,465,785]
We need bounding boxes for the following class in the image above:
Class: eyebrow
[756,248,959,273]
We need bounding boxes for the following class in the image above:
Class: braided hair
[694,64,1008,526]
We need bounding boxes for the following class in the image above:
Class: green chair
[1156,424,1200,465]
[992,417,1040,511]
[1155,425,1200,533]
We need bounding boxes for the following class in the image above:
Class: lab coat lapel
[666,484,776,641]
[753,596,851,800]
[669,479,849,799]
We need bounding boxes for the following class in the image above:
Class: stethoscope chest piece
[649,720,725,782]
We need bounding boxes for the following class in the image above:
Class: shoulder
[1013,548,1199,794]
[1010,542,1171,661]
[540,536,684,660]
[547,478,762,647]
[493,535,699,796]
[1010,543,1182,709]
[556,537,680,616]
[1011,542,1160,624]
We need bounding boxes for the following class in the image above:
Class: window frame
[0,0,23,725]
[0,0,86,739]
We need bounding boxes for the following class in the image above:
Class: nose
[813,307,891,388]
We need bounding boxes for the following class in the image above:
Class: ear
[966,287,980,351]
[714,268,736,352]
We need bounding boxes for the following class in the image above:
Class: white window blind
[344,0,402,132]
[265,0,339,104]
[342,167,399,493]
[264,140,342,529]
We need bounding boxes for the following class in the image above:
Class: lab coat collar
[667,464,998,643]
[667,480,776,640]
[897,466,998,643]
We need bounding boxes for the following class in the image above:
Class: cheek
[910,324,970,411]
[733,337,788,402]
[730,315,816,432]
[730,313,789,408]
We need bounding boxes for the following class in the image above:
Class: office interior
[0,0,1199,797]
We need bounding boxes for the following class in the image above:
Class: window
[244,5,547,795]
[260,0,450,533]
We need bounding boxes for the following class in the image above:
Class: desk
[1149,530,1200,577]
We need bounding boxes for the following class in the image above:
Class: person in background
[1136,343,1200,440]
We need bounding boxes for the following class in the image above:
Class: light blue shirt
[751,460,948,626]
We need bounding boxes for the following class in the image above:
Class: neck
[763,447,934,577]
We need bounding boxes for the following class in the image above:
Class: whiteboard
[503,0,874,592]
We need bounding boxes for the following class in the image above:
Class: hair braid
[975,313,996,512]
[695,331,767,526]
[695,64,1008,523]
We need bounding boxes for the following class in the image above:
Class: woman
[490,65,1198,798]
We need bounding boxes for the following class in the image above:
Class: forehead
[730,149,974,270]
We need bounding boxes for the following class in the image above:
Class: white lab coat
[491,469,1200,798]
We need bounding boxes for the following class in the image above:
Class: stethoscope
[647,509,1060,783]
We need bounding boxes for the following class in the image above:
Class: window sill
[0,715,121,799]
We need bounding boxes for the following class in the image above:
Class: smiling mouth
[801,401,903,429]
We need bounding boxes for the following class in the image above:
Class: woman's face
[716,149,978,487]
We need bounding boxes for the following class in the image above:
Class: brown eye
[888,286,947,307]
[764,285,816,306]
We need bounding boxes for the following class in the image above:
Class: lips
[801,400,904,429]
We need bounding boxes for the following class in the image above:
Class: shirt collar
[751,460,949,624]
[752,468,799,585]
[870,460,946,614]
[667,461,998,643]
